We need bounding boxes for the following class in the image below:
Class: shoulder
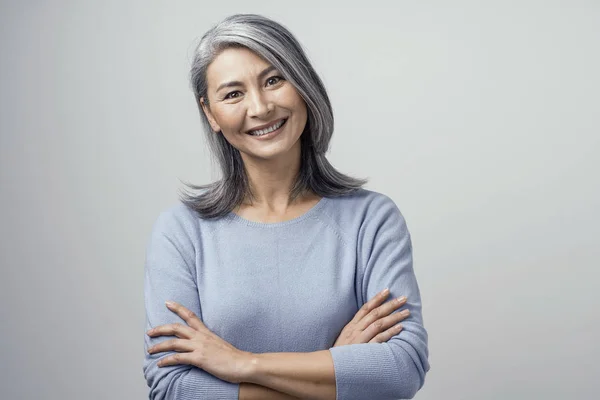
[150,201,202,239]
[316,189,408,243]
[324,188,405,224]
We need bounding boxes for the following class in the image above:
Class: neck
[240,144,306,211]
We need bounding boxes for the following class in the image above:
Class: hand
[333,288,409,347]
[146,301,253,383]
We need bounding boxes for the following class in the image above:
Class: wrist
[240,351,261,383]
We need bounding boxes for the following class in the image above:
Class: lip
[247,118,288,140]
[246,118,287,134]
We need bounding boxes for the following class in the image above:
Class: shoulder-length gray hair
[179,13,367,218]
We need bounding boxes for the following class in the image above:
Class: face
[201,47,308,163]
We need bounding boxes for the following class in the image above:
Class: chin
[245,150,288,161]
[246,141,301,162]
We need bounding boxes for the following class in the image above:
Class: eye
[266,76,284,86]
[224,91,242,100]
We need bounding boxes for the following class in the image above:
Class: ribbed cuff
[177,367,240,400]
[329,344,398,400]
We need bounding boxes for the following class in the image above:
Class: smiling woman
[142,14,430,400]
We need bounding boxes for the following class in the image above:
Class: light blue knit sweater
[143,188,429,399]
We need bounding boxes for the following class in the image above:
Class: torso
[197,193,358,353]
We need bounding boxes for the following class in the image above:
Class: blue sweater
[143,188,430,399]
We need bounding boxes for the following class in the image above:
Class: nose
[246,90,273,119]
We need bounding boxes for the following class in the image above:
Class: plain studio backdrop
[1,1,598,399]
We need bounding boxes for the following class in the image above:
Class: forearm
[244,350,336,400]
[239,383,299,400]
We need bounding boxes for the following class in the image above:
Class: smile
[247,118,287,136]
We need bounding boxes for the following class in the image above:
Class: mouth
[246,118,287,137]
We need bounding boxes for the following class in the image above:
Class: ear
[199,96,221,133]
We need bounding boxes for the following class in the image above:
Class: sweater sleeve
[328,195,430,400]
[142,204,240,400]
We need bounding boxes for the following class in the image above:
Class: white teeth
[249,119,285,136]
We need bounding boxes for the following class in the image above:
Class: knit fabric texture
[143,188,430,399]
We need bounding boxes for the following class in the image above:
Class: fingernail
[397,296,406,304]
[165,301,175,307]
[382,288,390,296]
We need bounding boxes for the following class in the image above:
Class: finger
[368,324,403,343]
[358,308,410,342]
[350,288,391,324]
[148,338,195,355]
[157,352,195,368]
[165,301,205,331]
[147,323,196,339]
[356,296,407,331]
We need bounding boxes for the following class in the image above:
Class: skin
[147,290,409,399]
[200,46,314,218]
[147,47,411,399]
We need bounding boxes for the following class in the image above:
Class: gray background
[1,0,598,399]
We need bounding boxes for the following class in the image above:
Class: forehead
[206,47,273,89]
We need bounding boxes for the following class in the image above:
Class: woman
[143,14,429,400]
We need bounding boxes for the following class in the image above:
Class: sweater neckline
[225,196,328,228]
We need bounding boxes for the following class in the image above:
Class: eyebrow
[215,65,278,93]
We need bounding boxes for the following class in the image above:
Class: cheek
[214,106,245,130]
[278,88,307,118]
[292,97,308,124]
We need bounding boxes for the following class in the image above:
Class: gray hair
[179,14,367,218]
